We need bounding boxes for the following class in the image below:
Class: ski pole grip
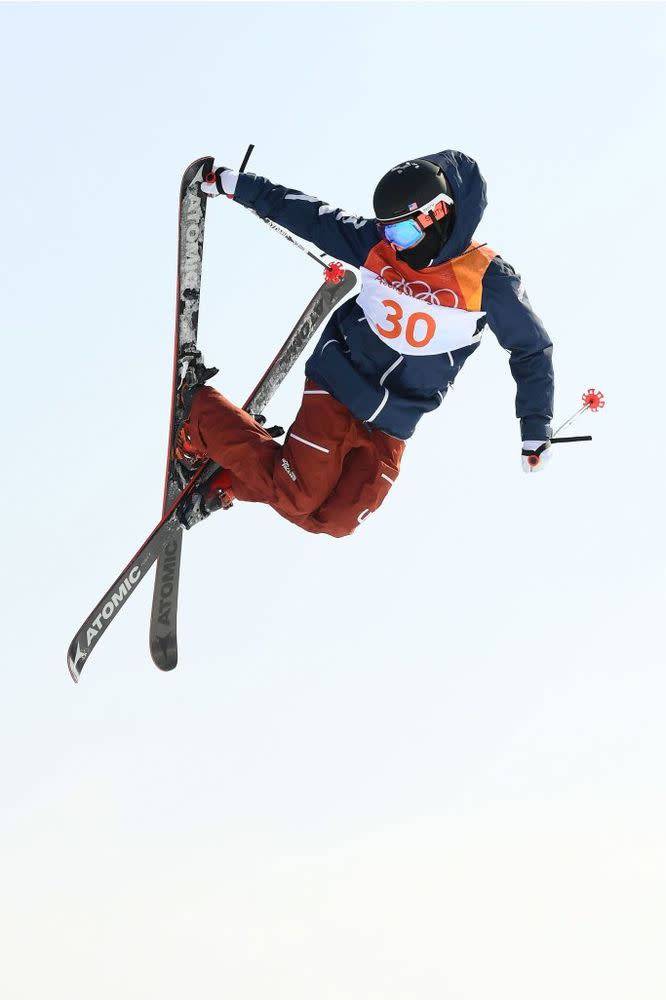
[239,143,255,172]
[551,435,592,444]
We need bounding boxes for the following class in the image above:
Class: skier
[176,150,554,537]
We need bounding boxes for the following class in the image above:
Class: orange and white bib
[357,266,486,357]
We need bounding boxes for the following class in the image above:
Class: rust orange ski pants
[187,380,405,538]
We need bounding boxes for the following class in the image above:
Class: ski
[149,155,214,672]
[67,497,192,685]
[149,267,357,668]
[68,268,358,683]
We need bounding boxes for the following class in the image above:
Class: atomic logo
[377,266,459,307]
[84,566,142,646]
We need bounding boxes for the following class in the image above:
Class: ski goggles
[377,193,453,250]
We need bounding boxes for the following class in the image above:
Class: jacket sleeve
[232,171,378,269]
[481,256,554,441]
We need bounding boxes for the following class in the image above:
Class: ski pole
[523,389,603,468]
[228,143,347,286]
[553,389,605,438]
[545,388,605,454]
[259,215,346,285]
[239,143,254,172]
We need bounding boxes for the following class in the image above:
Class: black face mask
[396,209,456,271]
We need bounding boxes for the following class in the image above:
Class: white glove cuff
[521,439,551,474]
[522,440,548,452]
[221,170,239,197]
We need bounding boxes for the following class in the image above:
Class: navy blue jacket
[233,150,554,441]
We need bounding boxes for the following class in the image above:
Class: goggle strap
[416,201,449,230]
[377,192,453,224]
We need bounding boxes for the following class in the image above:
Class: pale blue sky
[1,3,665,999]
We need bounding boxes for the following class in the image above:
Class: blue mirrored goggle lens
[382,218,424,249]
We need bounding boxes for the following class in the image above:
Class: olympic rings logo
[378,266,459,308]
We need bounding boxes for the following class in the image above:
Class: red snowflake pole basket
[582,388,605,412]
[324,261,346,285]
[551,387,606,443]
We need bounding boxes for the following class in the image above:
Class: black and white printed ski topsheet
[149,156,214,671]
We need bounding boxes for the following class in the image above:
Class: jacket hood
[422,150,487,263]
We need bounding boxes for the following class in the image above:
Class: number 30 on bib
[376,299,436,349]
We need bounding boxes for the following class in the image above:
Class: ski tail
[148,531,183,670]
[68,515,182,683]
[67,464,209,683]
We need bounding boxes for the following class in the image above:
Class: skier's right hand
[201,167,238,198]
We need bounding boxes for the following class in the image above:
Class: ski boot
[178,468,234,529]
[174,423,206,473]
[173,350,219,481]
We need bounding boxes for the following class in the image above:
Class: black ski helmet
[373,158,455,268]
[373,158,453,222]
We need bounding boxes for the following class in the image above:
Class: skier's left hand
[522,440,552,474]
[201,166,237,198]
